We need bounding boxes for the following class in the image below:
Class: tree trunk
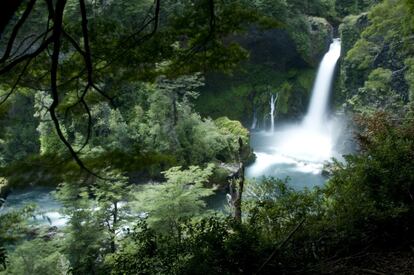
[229,138,245,222]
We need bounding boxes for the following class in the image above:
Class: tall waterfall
[276,38,342,162]
[304,39,341,129]
[247,39,342,182]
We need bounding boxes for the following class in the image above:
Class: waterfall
[247,39,342,180]
[303,39,341,129]
[251,109,257,130]
[269,93,278,132]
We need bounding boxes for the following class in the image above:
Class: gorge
[247,38,342,188]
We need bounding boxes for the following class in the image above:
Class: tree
[1,238,69,275]
[133,164,215,234]
[93,169,132,253]
[0,205,35,271]
[55,168,133,273]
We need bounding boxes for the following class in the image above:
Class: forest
[0,0,413,274]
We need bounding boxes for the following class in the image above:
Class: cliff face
[196,18,333,127]
[338,0,414,116]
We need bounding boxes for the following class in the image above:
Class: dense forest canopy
[0,0,414,274]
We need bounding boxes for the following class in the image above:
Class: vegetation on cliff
[339,0,414,116]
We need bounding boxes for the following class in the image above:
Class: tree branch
[49,0,100,177]
[0,36,52,75]
[256,219,306,273]
[96,0,161,72]
[0,0,37,63]
[0,57,32,106]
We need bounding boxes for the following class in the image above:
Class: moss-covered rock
[339,13,369,57]
[338,13,370,104]
[304,16,333,65]
[197,65,316,129]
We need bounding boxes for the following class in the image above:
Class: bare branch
[95,0,161,72]
[62,29,86,56]
[11,28,53,60]
[91,83,114,105]
[0,57,32,106]
[256,219,306,274]
[49,0,100,178]
[176,0,216,66]
[0,0,37,63]
[0,36,52,75]
[79,0,93,84]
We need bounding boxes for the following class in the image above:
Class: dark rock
[306,16,333,65]
[235,28,307,70]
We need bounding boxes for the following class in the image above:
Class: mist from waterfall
[247,39,342,186]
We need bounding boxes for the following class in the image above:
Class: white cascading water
[303,39,341,129]
[269,93,278,132]
[251,110,257,130]
[247,39,342,186]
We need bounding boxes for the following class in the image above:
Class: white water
[251,110,257,130]
[304,39,341,129]
[247,39,342,187]
[269,94,278,132]
[0,187,68,227]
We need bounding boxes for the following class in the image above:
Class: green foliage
[340,0,414,114]
[106,216,266,275]
[324,114,414,235]
[347,68,404,114]
[4,112,414,274]
[1,239,69,275]
[0,93,39,165]
[214,116,254,163]
[0,206,35,271]
[339,14,366,55]
[3,0,414,274]
[335,0,377,17]
[345,39,379,70]
[55,168,133,273]
[133,165,215,233]
[405,57,414,101]
[196,67,315,125]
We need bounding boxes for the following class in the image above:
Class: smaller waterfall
[251,109,257,130]
[269,94,278,132]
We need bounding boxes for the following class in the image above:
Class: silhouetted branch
[49,0,99,177]
[0,0,37,62]
[0,36,52,75]
[256,219,306,274]
[96,0,161,72]
[0,57,32,106]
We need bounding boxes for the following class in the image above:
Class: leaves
[133,164,215,233]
